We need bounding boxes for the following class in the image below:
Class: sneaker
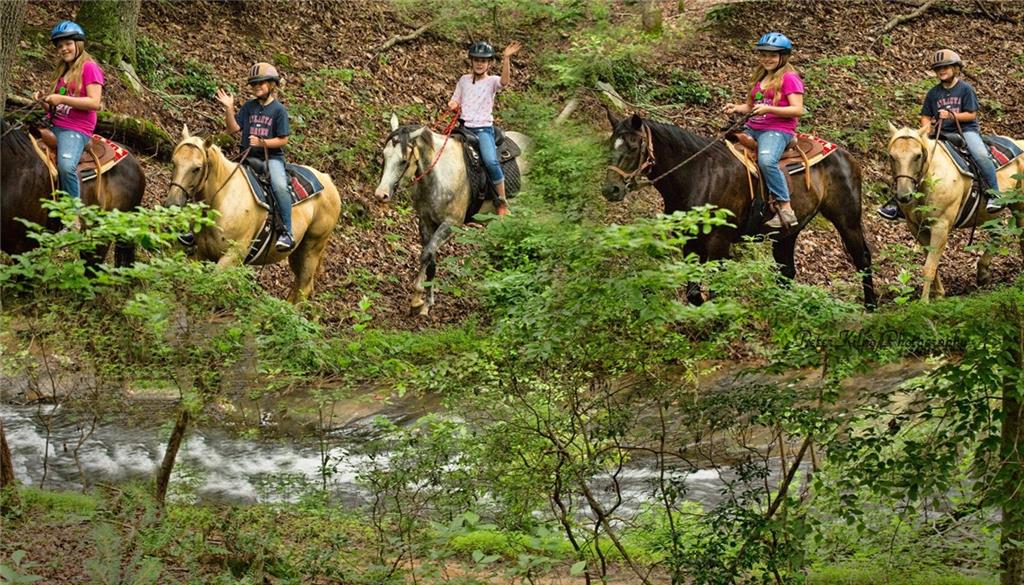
[765,207,798,230]
[275,232,295,252]
[877,199,904,221]
[177,233,196,247]
[496,198,510,216]
[985,197,1003,214]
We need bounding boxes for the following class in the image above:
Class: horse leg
[771,234,798,281]
[287,236,329,304]
[921,220,951,302]
[411,219,437,314]
[821,209,876,310]
[934,268,946,298]
[976,245,994,289]
[421,219,454,313]
[684,239,706,305]
[81,242,112,276]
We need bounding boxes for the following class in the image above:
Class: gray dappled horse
[375,114,529,316]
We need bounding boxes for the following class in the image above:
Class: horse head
[375,113,427,202]
[603,110,653,202]
[167,125,212,207]
[887,122,931,205]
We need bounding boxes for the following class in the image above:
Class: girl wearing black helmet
[214,63,296,252]
[447,40,522,215]
[33,20,104,202]
[724,32,805,229]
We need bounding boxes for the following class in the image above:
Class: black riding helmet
[468,41,495,59]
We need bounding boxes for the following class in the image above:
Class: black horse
[602,112,876,308]
[1,120,145,266]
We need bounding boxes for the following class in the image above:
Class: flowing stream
[1,360,928,512]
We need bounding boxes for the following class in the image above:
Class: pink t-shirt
[50,60,105,137]
[746,71,803,134]
[451,74,503,128]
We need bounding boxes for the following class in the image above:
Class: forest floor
[9,0,1024,333]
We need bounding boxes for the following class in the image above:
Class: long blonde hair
[748,54,799,105]
[52,41,96,96]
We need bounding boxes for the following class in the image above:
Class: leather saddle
[35,127,118,174]
[452,123,507,149]
[727,132,824,170]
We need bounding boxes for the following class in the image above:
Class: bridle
[382,126,423,192]
[168,142,250,203]
[888,133,930,195]
[606,123,655,191]
[168,141,210,202]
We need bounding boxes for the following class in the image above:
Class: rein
[1,99,48,138]
[610,113,752,190]
[409,110,460,187]
[170,143,251,203]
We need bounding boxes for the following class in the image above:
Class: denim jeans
[247,156,293,235]
[743,127,793,202]
[466,126,504,184]
[53,126,89,199]
[963,130,1001,196]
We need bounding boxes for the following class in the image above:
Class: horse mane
[888,126,929,149]
[642,118,730,162]
[1,120,34,157]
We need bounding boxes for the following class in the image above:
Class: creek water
[1,360,927,512]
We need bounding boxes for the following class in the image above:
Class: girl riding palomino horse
[723,32,805,230]
[879,49,1004,220]
[33,20,104,222]
[181,63,295,252]
[447,40,522,216]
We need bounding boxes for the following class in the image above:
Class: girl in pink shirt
[34,20,105,201]
[448,40,521,215]
[724,32,805,229]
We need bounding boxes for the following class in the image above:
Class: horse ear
[408,127,426,141]
[918,126,931,140]
[887,122,899,136]
[202,138,212,150]
[629,113,643,131]
[605,105,622,129]
[181,124,191,140]
[390,113,399,131]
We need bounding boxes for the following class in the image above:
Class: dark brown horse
[1,120,145,266]
[602,112,876,308]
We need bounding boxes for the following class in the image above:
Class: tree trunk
[75,0,141,66]
[154,407,190,509]
[640,0,663,33]
[1002,318,1024,585]
[0,418,18,514]
[0,0,27,119]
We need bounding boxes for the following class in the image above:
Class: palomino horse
[166,126,341,303]
[887,123,1024,301]
[374,114,530,316]
[1,120,145,266]
[603,112,876,308]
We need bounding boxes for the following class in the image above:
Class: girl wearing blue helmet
[33,20,105,202]
[724,32,805,229]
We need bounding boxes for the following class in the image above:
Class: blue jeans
[53,126,89,199]
[247,156,293,235]
[466,126,504,184]
[963,130,1001,196]
[744,127,793,202]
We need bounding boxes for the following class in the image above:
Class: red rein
[409,110,461,186]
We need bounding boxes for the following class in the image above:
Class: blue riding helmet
[50,20,86,44]
[756,32,792,53]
